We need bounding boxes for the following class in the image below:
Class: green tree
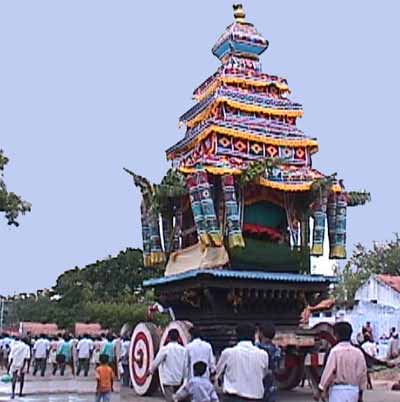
[334,235,400,302]
[0,149,31,226]
[9,248,164,331]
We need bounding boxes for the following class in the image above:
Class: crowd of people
[0,321,398,401]
[356,322,399,360]
[0,332,131,399]
[146,323,281,402]
[145,321,375,402]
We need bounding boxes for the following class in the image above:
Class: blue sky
[1,1,399,295]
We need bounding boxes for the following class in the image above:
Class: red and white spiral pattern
[129,323,159,396]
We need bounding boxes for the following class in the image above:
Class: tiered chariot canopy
[128,5,369,274]
[168,4,320,190]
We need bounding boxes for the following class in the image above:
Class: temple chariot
[126,4,369,396]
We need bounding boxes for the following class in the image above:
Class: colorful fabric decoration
[243,223,283,242]
[327,192,337,259]
[148,210,165,266]
[161,213,173,254]
[221,175,245,248]
[187,170,223,247]
[126,169,165,268]
[197,170,223,246]
[140,202,151,267]
[172,207,183,251]
[128,5,371,270]
[187,174,209,245]
[331,192,347,259]
[311,191,328,257]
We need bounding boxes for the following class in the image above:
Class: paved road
[120,388,400,402]
[0,374,399,401]
[1,389,397,402]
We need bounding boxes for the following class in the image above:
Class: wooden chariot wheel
[275,353,305,390]
[306,322,337,386]
[158,321,192,395]
[159,320,192,348]
[129,322,160,396]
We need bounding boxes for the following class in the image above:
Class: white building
[355,275,400,309]
[308,275,400,347]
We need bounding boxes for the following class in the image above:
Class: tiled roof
[20,322,60,336]
[143,269,335,287]
[75,323,104,336]
[376,274,400,294]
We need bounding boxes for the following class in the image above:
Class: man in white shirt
[186,326,216,379]
[1,334,12,369]
[361,334,377,358]
[216,324,269,402]
[76,334,94,377]
[120,336,131,387]
[32,334,50,377]
[7,337,31,399]
[148,329,188,402]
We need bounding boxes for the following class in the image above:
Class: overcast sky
[1,1,399,295]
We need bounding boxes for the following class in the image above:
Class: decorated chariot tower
[127,4,369,352]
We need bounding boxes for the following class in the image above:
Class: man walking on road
[186,326,216,379]
[216,324,269,402]
[7,337,31,399]
[57,335,74,376]
[76,334,93,377]
[316,321,368,402]
[147,329,188,402]
[95,354,115,402]
[101,335,116,376]
[120,335,131,387]
[32,334,50,377]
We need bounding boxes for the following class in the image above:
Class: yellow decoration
[209,233,224,247]
[144,252,166,267]
[168,124,318,159]
[212,125,315,147]
[194,77,290,102]
[185,97,304,128]
[180,167,342,194]
[331,245,346,259]
[259,177,313,192]
[233,4,246,23]
[144,255,152,267]
[180,166,242,175]
[229,233,246,249]
[198,232,223,248]
[310,244,324,256]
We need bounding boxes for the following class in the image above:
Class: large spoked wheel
[275,354,305,390]
[306,322,336,386]
[158,321,192,395]
[159,320,192,348]
[129,322,160,396]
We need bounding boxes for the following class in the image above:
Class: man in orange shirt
[95,354,114,402]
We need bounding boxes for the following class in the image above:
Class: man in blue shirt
[256,323,282,402]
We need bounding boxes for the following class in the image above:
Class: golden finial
[233,4,246,23]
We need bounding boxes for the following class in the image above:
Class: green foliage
[334,235,400,302]
[347,191,371,207]
[310,173,337,193]
[125,167,187,215]
[153,168,187,213]
[238,158,287,187]
[7,248,164,332]
[0,149,31,226]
